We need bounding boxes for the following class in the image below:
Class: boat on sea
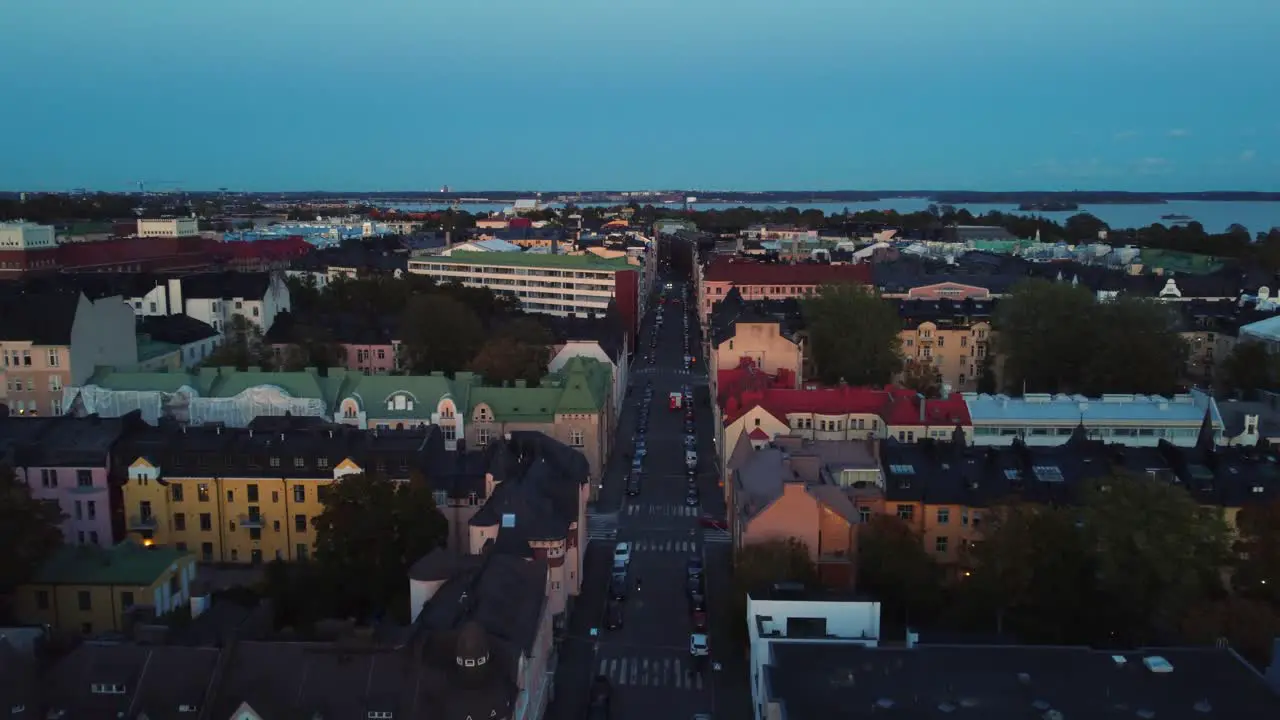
[1161,213,1193,222]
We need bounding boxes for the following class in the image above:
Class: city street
[547,267,743,720]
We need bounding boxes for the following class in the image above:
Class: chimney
[444,230,452,247]
[918,393,927,423]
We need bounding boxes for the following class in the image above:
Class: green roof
[551,356,611,413]
[469,385,563,423]
[31,542,190,587]
[87,367,199,393]
[344,373,457,419]
[136,335,179,362]
[58,222,113,236]
[428,251,633,270]
[1139,249,1225,275]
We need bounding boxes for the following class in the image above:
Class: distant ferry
[1161,213,1194,223]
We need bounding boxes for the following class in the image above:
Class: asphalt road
[546,272,749,720]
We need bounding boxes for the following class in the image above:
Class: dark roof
[178,271,273,300]
[43,644,222,720]
[536,305,627,363]
[709,287,805,347]
[0,637,38,720]
[876,434,1280,510]
[0,413,132,466]
[898,297,997,330]
[263,310,399,345]
[137,313,219,345]
[20,272,165,300]
[111,420,444,482]
[764,641,1280,719]
[469,431,589,542]
[1175,298,1276,336]
[0,290,82,344]
[703,256,872,286]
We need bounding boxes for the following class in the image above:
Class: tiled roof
[703,257,872,285]
[30,541,190,586]
[722,384,971,428]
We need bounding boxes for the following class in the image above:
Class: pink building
[0,414,131,547]
[266,311,402,374]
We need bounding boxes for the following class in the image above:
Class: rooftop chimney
[919,393,927,423]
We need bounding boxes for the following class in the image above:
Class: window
[317,457,329,469]
[199,513,212,531]
[120,591,135,609]
[269,456,280,468]
[87,501,96,519]
[77,469,92,487]
[477,428,491,447]
[252,306,260,317]
[230,549,238,561]
[49,375,63,391]
[971,512,983,529]
[896,504,915,521]
[197,484,210,502]
[247,484,259,502]
[293,457,304,468]
[936,508,950,524]
[90,530,99,545]
[1033,465,1064,482]
[251,549,263,564]
[858,506,871,523]
[22,350,31,366]
[271,490,279,503]
[172,484,183,501]
[570,430,585,447]
[935,536,949,553]
[295,514,308,532]
[201,542,214,561]
[294,485,305,503]
[889,464,915,475]
[174,513,186,531]
[296,543,309,561]
[75,500,83,520]
[35,590,49,610]
[226,489,235,503]
[78,590,92,610]
[961,509,969,526]
[78,531,85,544]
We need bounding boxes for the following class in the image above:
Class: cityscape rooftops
[703,256,872,285]
[0,413,129,466]
[763,641,1280,720]
[422,251,633,270]
[962,390,1223,428]
[722,384,971,428]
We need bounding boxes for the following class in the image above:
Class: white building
[963,390,1226,447]
[0,222,56,249]
[137,217,199,237]
[407,252,636,318]
[123,272,291,333]
[1240,314,1280,354]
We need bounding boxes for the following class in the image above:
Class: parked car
[611,573,629,601]
[614,542,632,566]
[687,556,704,578]
[606,601,625,630]
[588,676,612,720]
[689,633,710,657]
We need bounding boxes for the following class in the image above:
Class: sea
[388,199,1280,235]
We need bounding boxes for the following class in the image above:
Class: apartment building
[697,257,871,320]
[136,313,222,369]
[707,289,804,396]
[116,420,437,563]
[137,217,199,238]
[69,358,614,488]
[962,389,1232,447]
[898,297,995,392]
[0,290,139,417]
[407,251,643,339]
[12,542,194,637]
[265,310,403,374]
[0,414,130,547]
[0,221,59,278]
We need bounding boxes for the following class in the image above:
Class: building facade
[137,217,199,238]
[0,221,59,278]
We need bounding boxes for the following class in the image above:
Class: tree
[468,317,554,386]
[1077,472,1230,644]
[1181,596,1280,669]
[1233,497,1280,606]
[1079,297,1187,396]
[728,539,817,643]
[964,500,1098,642]
[0,464,65,595]
[311,472,449,619]
[975,355,998,394]
[802,284,903,385]
[900,359,941,397]
[398,294,485,374]
[1220,341,1279,396]
[1063,212,1109,241]
[204,314,275,370]
[277,320,345,372]
[856,515,942,623]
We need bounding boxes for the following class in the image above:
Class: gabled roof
[30,541,190,586]
[0,289,82,344]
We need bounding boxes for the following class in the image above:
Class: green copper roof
[31,541,191,587]
[343,373,457,419]
[86,367,199,393]
[427,251,633,270]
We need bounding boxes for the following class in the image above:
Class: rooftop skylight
[1033,465,1064,482]
[889,464,915,475]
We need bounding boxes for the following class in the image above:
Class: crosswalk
[702,528,732,545]
[597,654,706,691]
[625,503,701,517]
[587,512,618,541]
[626,538,700,554]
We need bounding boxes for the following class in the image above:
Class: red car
[699,513,728,531]
[692,609,707,631]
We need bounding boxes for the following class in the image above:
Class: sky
[2,0,1278,192]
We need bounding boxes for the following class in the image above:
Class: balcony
[238,513,267,528]
[129,514,159,530]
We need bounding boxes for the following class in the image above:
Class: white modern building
[123,272,291,332]
[962,390,1226,447]
[137,217,199,237]
[407,251,638,318]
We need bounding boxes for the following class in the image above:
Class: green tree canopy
[468,317,554,386]
[802,284,903,385]
[1232,497,1280,606]
[993,280,1187,395]
[398,294,485,374]
[1220,341,1279,396]
[311,472,449,619]
[856,515,943,623]
[203,314,275,370]
[0,464,65,595]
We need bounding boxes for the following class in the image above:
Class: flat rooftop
[765,642,1280,720]
[411,251,632,270]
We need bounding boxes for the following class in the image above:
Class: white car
[614,542,632,567]
[689,633,709,656]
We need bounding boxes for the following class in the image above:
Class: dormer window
[90,683,127,695]
[387,394,413,412]
[368,713,393,720]
[179,705,199,713]
[269,457,281,468]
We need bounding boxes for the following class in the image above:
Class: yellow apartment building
[14,541,194,637]
[117,420,437,564]
[897,298,995,393]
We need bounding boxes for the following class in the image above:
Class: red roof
[213,235,312,261]
[717,357,794,406]
[58,235,214,269]
[748,427,771,440]
[703,257,871,286]
[721,383,971,428]
[509,217,533,229]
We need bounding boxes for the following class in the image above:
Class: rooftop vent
[1112,655,1127,667]
[501,513,516,528]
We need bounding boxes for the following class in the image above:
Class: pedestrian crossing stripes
[702,528,732,544]
[626,504,700,517]
[597,655,706,691]
[587,512,619,542]
[627,538,700,554]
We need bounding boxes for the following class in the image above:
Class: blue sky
[2,0,1277,192]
